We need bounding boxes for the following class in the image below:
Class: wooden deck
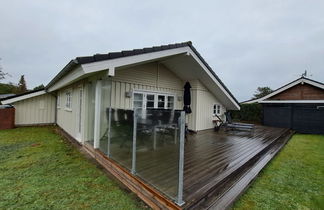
[81,125,293,209]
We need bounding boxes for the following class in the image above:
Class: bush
[230,103,262,124]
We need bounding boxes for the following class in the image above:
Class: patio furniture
[224,112,254,131]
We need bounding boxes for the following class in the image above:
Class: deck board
[93,125,289,207]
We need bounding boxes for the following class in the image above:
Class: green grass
[0,126,146,209]
[233,134,324,210]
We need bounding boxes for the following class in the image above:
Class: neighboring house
[0,93,15,100]
[1,41,240,142]
[243,77,324,134]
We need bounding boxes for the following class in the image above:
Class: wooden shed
[244,77,324,134]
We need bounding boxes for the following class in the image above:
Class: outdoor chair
[224,112,254,131]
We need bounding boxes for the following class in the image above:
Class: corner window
[65,91,72,110]
[213,104,221,116]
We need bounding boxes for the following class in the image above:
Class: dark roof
[46,41,239,106]
[0,88,45,101]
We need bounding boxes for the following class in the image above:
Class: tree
[17,75,27,93]
[252,86,273,99]
[33,84,45,90]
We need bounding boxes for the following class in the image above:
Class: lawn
[233,134,324,210]
[0,126,146,209]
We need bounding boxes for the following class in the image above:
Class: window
[133,91,175,110]
[65,91,72,110]
[157,95,165,108]
[146,94,155,109]
[167,96,174,109]
[133,93,143,109]
[213,104,221,116]
[57,93,61,108]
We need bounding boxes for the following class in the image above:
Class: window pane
[158,95,165,108]
[134,101,143,108]
[147,101,154,109]
[147,94,154,101]
[167,96,174,109]
[158,95,165,102]
[134,93,143,101]
[158,102,165,108]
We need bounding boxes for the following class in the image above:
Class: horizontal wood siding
[13,93,56,125]
[269,84,324,100]
[112,62,184,110]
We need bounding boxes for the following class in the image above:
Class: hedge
[230,103,262,124]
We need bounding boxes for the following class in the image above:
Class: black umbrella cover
[183,82,192,114]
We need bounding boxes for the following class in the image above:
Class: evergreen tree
[252,87,273,99]
[17,75,27,93]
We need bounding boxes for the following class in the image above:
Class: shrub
[230,103,262,124]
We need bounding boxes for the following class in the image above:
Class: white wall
[12,93,56,125]
[112,62,184,110]
[56,81,85,139]
[55,61,227,141]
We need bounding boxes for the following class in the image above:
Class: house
[244,77,324,134]
[1,41,239,135]
[1,41,241,207]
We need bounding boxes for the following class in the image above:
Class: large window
[65,90,72,110]
[133,91,175,110]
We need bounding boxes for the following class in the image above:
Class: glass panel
[134,93,144,109]
[134,101,143,109]
[167,96,174,109]
[98,78,112,155]
[109,109,134,170]
[134,93,143,101]
[158,95,165,108]
[135,109,183,200]
[85,82,96,145]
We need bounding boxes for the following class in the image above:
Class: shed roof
[243,77,324,104]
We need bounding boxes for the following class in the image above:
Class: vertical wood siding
[13,93,56,125]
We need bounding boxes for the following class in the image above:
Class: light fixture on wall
[125,91,132,98]
[177,95,182,101]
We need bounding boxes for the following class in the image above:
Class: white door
[76,87,83,142]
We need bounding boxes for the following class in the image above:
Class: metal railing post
[131,109,137,174]
[107,107,112,157]
[176,111,185,206]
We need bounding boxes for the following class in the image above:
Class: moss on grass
[233,134,324,210]
[0,127,146,209]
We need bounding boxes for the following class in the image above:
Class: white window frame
[65,89,72,111]
[133,90,175,110]
[213,104,221,116]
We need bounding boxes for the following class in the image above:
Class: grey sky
[1,0,323,101]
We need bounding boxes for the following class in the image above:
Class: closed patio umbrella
[183,82,192,114]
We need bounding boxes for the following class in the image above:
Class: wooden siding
[57,82,85,139]
[56,62,228,139]
[269,83,324,100]
[12,93,56,125]
[112,62,185,119]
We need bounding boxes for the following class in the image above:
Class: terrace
[82,107,292,209]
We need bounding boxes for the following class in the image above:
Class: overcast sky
[0,0,323,101]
